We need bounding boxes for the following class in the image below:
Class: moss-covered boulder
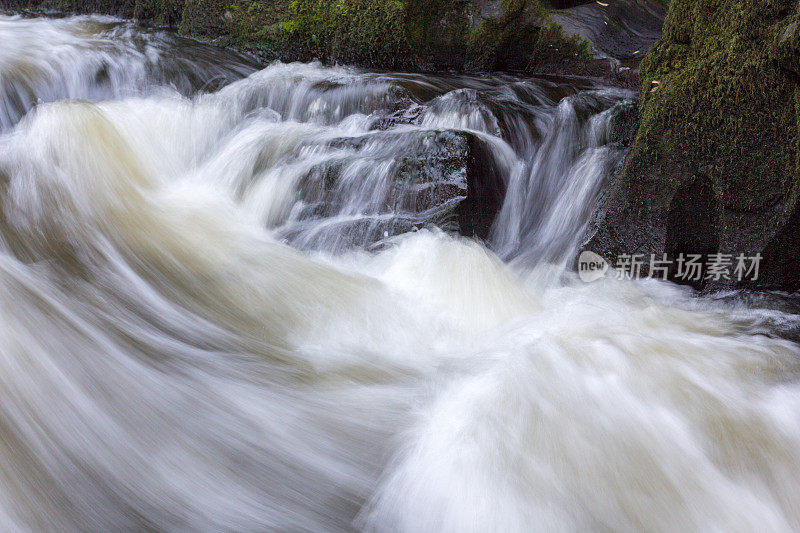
[133,0,183,26]
[11,0,137,17]
[586,0,800,289]
[180,0,233,38]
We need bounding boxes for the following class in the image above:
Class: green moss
[595,0,800,265]
[78,0,591,73]
[629,0,799,209]
[279,0,410,67]
[134,0,184,25]
[466,0,591,72]
[222,0,472,68]
[180,0,234,38]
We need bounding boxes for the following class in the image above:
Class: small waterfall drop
[1,14,799,533]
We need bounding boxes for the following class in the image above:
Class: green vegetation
[238,0,417,68]
[26,0,592,71]
[467,0,590,71]
[629,0,799,215]
[160,0,589,72]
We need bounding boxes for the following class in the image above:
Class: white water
[1,14,800,532]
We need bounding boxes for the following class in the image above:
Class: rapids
[1,14,800,532]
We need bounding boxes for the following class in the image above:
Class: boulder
[287,130,505,249]
[586,0,800,289]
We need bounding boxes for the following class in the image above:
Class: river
[1,14,800,532]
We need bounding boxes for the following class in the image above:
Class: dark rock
[544,0,591,8]
[607,99,638,147]
[459,132,505,239]
[133,0,183,26]
[2,0,137,17]
[465,0,595,73]
[550,0,667,65]
[2,0,663,80]
[296,129,505,243]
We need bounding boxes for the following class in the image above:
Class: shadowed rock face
[586,0,800,290]
[545,0,592,7]
[551,0,667,64]
[664,175,721,288]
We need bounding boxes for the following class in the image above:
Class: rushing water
[1,14,800,532]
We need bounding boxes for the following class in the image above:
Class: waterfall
[1,14,800,532]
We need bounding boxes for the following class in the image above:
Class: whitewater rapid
[1,14,800,532]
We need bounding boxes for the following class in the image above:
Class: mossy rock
[180,0,233,38]
[134,0,183,26]
[465,0,592,72]
[587,0,800,289]
[6,0,598,74]
[17,0,137,17]
[220,0,588,72]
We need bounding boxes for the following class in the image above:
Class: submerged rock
[283,129,505,250]
[586,0,800,290]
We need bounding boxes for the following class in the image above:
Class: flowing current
[2,14,800,532]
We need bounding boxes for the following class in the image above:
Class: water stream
[1,14,800,532]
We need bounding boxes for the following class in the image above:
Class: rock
[293,130,505,247]
[180,0,232,38]
[586,0,800,290]
[133,0,183,26]
[607,99,638,147]
[7,0,137,17]
[3,0,653,79]
[550,0,667,65]
[465,0,594,73]
[772,15,800,76]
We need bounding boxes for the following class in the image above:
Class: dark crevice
[665,174,721,288]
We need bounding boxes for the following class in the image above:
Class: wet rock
[606,99,638,147]
[368,104,424,131]
[544,0,592,8]
[772,16,800,77]
[4,0,666,79]
[5,0,137,17]
[550,0,667,65]
[293,129,505,248]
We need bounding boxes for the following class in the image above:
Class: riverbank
[0,0,664,83]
